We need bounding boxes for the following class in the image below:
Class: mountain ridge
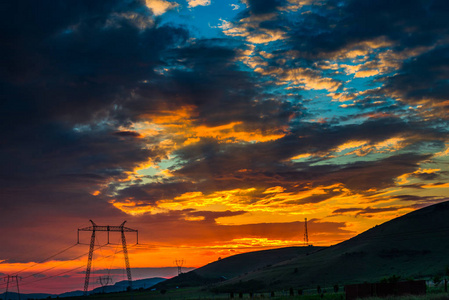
[216,200,449,291]
[154,200,449,293]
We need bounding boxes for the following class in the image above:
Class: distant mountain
[217,200,449,292]
[0,292,53,300]
[0,277,167,299]
[154,246,326,290]
[90,277,166,294]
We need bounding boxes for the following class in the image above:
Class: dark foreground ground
[57,286,449,300]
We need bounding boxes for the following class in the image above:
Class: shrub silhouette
[433,274,442,286]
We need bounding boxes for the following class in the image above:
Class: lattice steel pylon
[174,259,184,275]
[97,275,113,294]
[3,275,21,300]
[304,218,308,246]
[97,275,112,287]
[78,220,138,295]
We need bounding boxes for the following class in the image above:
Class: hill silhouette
[216,200,449,292]
[154,246,326,289]
[154,200,449,293]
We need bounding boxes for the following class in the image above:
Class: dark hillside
[154,246,325,289]
[218,200,449,292]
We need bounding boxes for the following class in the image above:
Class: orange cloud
[187,0,210,8]
[192,122,286,143]
[281,68,342,92]
[222,14,288,44]
[145,0,178,16]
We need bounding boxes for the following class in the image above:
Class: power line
[19,264,86,288]
[107,241,122,278]
[19,244,110,281]
[11,244,78,276]
[0,243,111,290]
[16,244,139,289]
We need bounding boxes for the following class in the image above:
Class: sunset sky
[2,0,449,294]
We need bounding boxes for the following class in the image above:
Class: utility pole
[304,218,309,246]
[174,259,184,275]
[78,220,138,295]
[3,275,21,300]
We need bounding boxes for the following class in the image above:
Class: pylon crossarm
[78,226,137,232]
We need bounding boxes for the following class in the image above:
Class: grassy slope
[218,200,449,292]
[195,246,326,279]
[154,246,326,289]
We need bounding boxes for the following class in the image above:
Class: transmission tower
[78,220,138,295]
[97,275,112,293]
[97,275,112,287]
[304,218,309,246]
[174,259,184,275]
[3,275,21,300]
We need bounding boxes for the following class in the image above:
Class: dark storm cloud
[143,38,301,129]
[383,45,449,109]
[0,0,191,262]
[157,41,260,125]
[245,0,287,15]
[111,181,196,204]
[355,207,401,216]
[408,197,449,209]
[393,195,442,203]
[283,0,449,56]
[2,15,188,126]
[1,0,188,192]
[114,131,142,138]
[170,118,441,189]
[113,126,438,208]
[2,0,188,164]
[332,208,363,215]
[412,171,446,181]
[186,210,247,223]
[106,95,449,211]
[332,206,403,216]
[292,189,344,205]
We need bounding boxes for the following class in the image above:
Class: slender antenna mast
[304,218,309,246]
[174,259,185,275]
[78,220,138,295]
